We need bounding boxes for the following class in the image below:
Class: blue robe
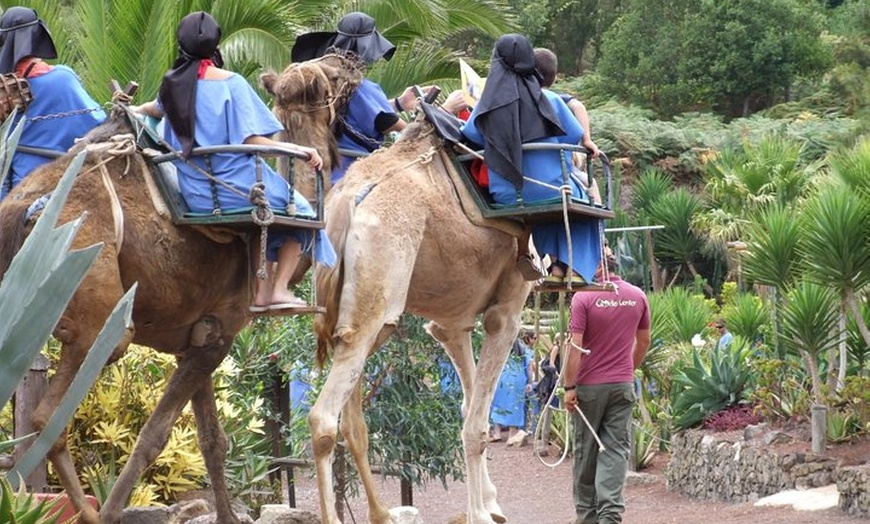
[490,343,534,429]
[161,73,335,265]
[461,90,601,282]
[332,79,393,184]
[2,65,105,199]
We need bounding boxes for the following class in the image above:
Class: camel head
[262,53,364,196]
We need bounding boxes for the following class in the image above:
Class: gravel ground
[285,440,866,524]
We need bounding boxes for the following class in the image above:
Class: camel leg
[467,302,526,524]
[190,379,237,524]
[429,321,507,524]
[337,325,395,524]
[309,329,385,524]
[33,334,108,524]
[427,322,476,418]
[339,382,393,524]
[33,248,132,524]
[101,324,233,524]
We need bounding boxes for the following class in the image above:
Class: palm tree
[799,185,870,389]
[694,135,819,277]
[17,0,513,103]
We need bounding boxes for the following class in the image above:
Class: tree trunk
[644,230,662,291]
[845,288,870,349]
[686,261,714,296]
[837,301,847,392]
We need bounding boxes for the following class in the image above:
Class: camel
[0,106,281,524]
[263,57,534,524]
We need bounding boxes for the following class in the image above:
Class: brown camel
[0,108,262,524]
[263,58,533,524]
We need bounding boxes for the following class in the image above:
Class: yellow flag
[459,59,486,108]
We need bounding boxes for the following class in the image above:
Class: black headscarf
[473,34,565,190]
[291,12,395,65]
[0,7,57,74]
[159,11,224,157]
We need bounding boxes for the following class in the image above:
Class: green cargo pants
[572,382,635,524]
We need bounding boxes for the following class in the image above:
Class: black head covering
[473,34,565,190]
[159,11,224,157]
[291,12,395,65]
[0,7,57,74]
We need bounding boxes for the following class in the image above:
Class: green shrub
[749,356,812,421]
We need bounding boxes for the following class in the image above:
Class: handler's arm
[563,331,584,411]
[633,328,651,369]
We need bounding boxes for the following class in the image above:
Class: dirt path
[288,442,864,523]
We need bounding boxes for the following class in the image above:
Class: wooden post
[14,353,50,492]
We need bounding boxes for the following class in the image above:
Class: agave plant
[670,342,754,429]
[0,476,74,524]
[0,125,136,486]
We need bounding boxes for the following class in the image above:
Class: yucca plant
[780,280,841,406]
[670,342,754,429]
[800,185,870,388]
[721,293,770,344]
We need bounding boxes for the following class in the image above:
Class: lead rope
[249,156,274,281]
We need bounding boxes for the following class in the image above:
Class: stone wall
[838,465,870,518]
[667,429,838,502]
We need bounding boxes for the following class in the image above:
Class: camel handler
[563,246,650,524]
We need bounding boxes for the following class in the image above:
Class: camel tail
[314,196,353,368]
[0,200,30,281]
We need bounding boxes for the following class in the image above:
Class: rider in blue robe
[0,8,104,199]
[460,35,600,282]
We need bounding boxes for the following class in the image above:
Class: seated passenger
[136,11,336,312]
[534,47,599,158]
[0,6,105,199]
[291,12,431,185]
[461,34,601,283]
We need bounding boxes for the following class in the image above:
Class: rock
[763,431,794,446]
[186,513,254,524]
[389,506,423,524]
[505,430,529,447]
[743,423,769,441]
[445,513,466,524]
[254,505,319,524]
[625,471,659,487]
[169,500,211,524]
[121,507,171,524]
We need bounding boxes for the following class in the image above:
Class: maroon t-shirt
[568,276,650,385]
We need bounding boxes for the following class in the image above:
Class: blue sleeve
[226,75,283,144]
[346,79,393,138]
[460,105,484,145]
[546,90,583,144]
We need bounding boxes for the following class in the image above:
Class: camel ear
[260,72,278,96]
